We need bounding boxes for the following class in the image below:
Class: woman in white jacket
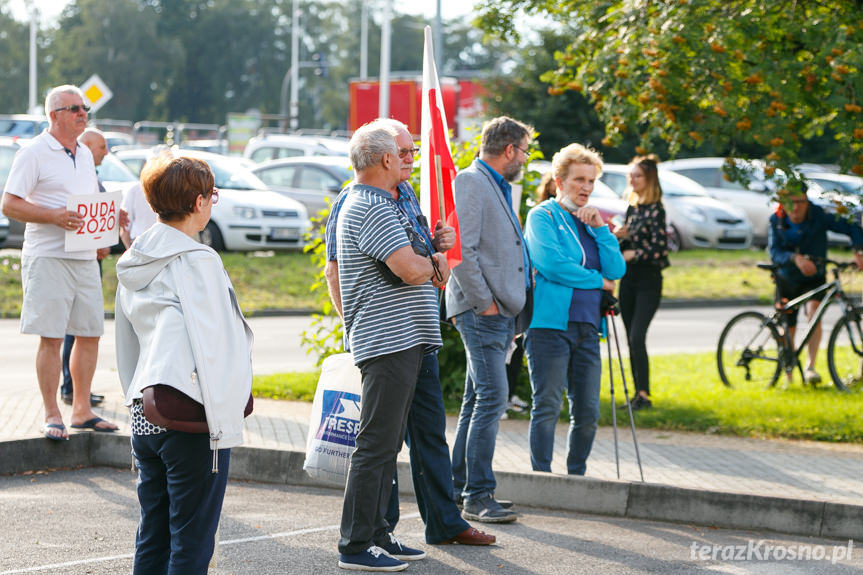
[115,155,253,575]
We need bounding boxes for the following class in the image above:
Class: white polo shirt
[120,182,158,242]
[4,131,99,259]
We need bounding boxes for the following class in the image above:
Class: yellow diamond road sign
[80,74,113,114]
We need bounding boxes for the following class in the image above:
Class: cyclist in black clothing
[768,186,863,383]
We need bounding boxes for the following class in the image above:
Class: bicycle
[716,259,863,391]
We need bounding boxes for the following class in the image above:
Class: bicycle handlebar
[757,259,858,274]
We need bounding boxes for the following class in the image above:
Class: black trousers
[338,344,424,555]
[618,264,663,396]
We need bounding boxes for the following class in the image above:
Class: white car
[115,149,311,251]
[661,157,776,246]
[805,172,863,196]
[599,164,753,250]
[243,133,349,163]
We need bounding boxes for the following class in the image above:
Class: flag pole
[435,155,445,222]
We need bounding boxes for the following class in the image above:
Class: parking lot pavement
[1,467,861,575]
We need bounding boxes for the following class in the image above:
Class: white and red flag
[420,25,461,268]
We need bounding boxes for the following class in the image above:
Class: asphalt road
[0,467,860,575]
[0,304,848,401]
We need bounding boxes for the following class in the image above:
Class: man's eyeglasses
[210,188,219,205]
[398,147,420,158]
[512,143,530,156]
[52,105,90,114]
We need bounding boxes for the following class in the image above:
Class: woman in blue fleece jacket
[523,144,626,475]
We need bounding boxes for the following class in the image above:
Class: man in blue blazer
[446,116,533,524]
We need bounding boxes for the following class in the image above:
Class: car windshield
[206,156,269,190]
[97,154,137,182]
[659,171,710,197]
[810,177,862,195]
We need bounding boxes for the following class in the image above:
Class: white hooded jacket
[115,222,253,451]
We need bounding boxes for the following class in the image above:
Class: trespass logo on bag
[316,390,361,446]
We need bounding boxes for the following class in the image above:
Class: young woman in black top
[614,155,669,409]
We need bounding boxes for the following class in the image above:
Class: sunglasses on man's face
[53,105,90,114]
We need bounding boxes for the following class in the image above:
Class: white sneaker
[507,394,529,413]
[804,367,822,385]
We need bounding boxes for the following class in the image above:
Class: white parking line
[0,513,422,574]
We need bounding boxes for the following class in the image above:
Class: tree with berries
[475,0,863,184]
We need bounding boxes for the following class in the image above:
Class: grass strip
[254,348,863,444]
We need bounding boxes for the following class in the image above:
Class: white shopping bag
[303,353,362,484]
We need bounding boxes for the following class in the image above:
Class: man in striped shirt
[326,120,497,554]
[334,121,449,572]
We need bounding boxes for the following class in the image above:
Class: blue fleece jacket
[524,199,626,331]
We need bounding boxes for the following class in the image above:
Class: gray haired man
[334,121,449,572]
[1,85,118,441]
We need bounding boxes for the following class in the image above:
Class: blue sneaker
[338,545,407,571]
[379,533,426,560]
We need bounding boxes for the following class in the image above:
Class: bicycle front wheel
[827,312,863,392]
[717,311,782,390]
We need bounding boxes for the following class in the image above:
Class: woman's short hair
[140,156,215,222]
[349,120,398,171]
[628,154,662,205]
[551,143,603,183]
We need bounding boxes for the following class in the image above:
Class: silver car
[599,164,753,251]
[251,156,352,221]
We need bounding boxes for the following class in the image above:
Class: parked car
[0,137,23,248]
[102,131,134,151]
[0,114,47,139]
[115,148,311,251]
[802,172,863,245]
[251,156,352,220]
[599,164,753,251]
[97,153,139,194]
[243,133,349,163]
[805,172,863,196]
[661,157,776,246]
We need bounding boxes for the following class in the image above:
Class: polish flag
[420,25,461,268]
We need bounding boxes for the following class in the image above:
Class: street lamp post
[28,2,38,113]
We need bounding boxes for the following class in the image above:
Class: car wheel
[200,221,226,251]
[667,225,682,252]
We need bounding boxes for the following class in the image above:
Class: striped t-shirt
[336,183,442,364]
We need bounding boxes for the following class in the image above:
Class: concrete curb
[3,435,860,540]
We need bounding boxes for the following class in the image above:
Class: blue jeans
[385,353,469,543]
[132,431,230,575]
[451,311,513,502]
[525,323,601,475]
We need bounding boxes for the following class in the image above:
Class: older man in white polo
[1,85,118,440]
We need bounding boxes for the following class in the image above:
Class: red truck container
[348,76,485,140]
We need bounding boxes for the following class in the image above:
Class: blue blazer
[524,199,626,331]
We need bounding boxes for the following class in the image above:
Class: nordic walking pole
[608,309,645,482]
[606,310,620,479]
